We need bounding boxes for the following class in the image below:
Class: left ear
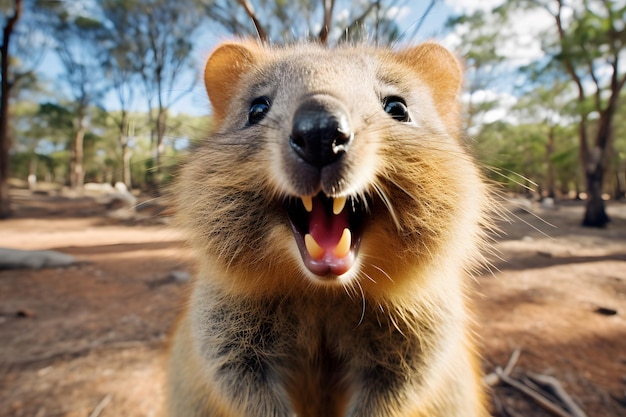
[204,41,262,126]
[396,42,463,129]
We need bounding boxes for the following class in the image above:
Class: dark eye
[383,96,410,122]
[248,96,271,125]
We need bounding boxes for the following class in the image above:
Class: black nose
[290,96,353,167]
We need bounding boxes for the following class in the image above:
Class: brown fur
[167,40,492,417]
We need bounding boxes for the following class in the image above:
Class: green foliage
[447,0,626,202]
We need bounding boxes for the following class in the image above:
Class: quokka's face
[178,42,483,292]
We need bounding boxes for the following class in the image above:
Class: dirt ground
[0,189,625,417]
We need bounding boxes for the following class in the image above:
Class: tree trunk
[118,112,132,189]
[122,142,132,189]
[616,166,625,200]
[582,168,609,227]
[70,125,85,189]
[0,0,22,219]
[581,100,617,227]
[153,107,168,188]
[318,0,335,44]
[581,142,610,227]
[0,87,11,218]
[545,125,556,199]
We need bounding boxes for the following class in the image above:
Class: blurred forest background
[1,2,626,417]
[0,0,625,227]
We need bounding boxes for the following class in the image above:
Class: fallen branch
[485,348,588,417]
[521,375,561,404]
[495,367,573,417]
[527,373,588,417]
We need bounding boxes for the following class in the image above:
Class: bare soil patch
[1,191,625,417]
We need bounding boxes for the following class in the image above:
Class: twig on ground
[495,368,576,417]
[484,347,522,387]
[527,372,588,417]
[485,348,588,417]
[88,394,112,417]
[503,348,522,375]
[521,375,561,404]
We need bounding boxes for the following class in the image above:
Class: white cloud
[462,89,516,106]
[335,7,350,23]
[462,89,519,128]
[482,107,509,125]
[440,2,557,128]
[440,31,461,50]
[443,0,505,15]
[386,6,412,21]
[496,8,553,65]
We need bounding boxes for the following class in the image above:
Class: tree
[100,1,143,189]
[512,78,573,198]
[115,0,202,190]
[13,101,73,185]
[41,2,107,189]
[612,91,626,198]
[0,0,22,217]
[445,9,511,136]
[103,46,136,189]
[201,0,412,45]
[525,0,626,227]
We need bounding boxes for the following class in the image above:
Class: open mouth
[284,193,366,278]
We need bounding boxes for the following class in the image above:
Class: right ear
[204,42,259,125]
[395,43,463,129]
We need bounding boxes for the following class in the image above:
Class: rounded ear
[396,43,463,129]
[204,42,259,125]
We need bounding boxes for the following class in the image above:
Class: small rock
[84,182,115,195]
[540,197,555,209]
[0,248,78,270]
[16,309,36,318]
[594,306,618,316]
[85,181,137,211]
[169,270,191,282]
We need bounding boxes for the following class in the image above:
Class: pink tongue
[309,198,348,252]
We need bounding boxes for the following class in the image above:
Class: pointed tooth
[301,196,313,213]
[305,234,325,260]
[333,196,347,215]
[332,228,352,258]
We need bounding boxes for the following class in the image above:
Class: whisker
[353,279,367,329]
[482,166,537,191]
[342,280,357,301]
[369,263,394,283]
[372,183,402,231]
[498,195,557,238]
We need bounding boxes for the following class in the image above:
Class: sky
[172,0,556,119]
[32,0,556,121]
[171,1,457,117]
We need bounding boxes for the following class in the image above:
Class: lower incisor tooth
[332,228,351,258]
[305,234,325,260]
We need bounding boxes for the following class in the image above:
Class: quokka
[167,40,492,417]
